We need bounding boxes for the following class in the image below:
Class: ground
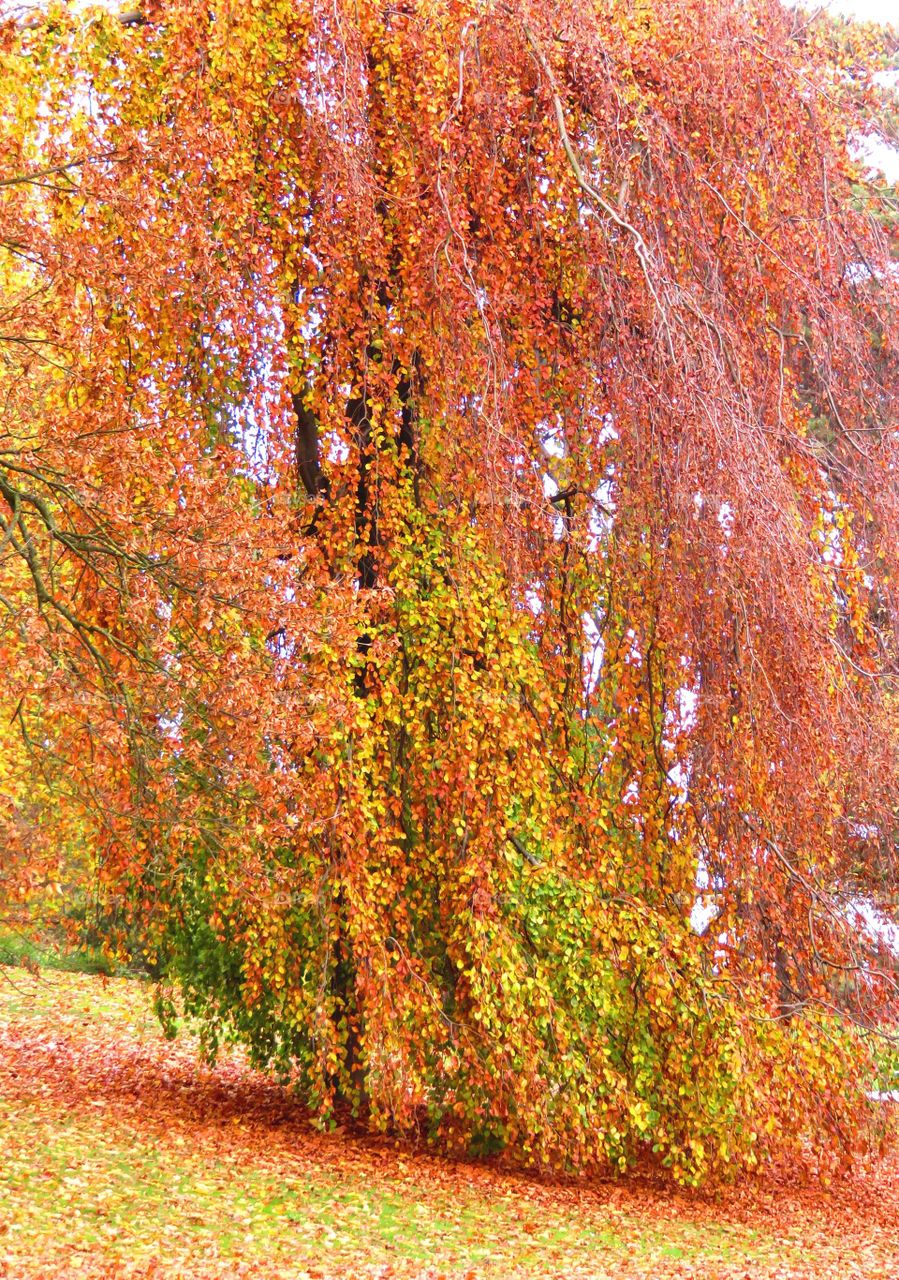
[0,969,897,1279]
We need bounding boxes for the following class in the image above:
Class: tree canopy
[1,0,898,1183]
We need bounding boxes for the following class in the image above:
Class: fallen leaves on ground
[0,969,897,1279]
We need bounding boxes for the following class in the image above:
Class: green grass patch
[0,925,124,977]
[0,1096,788,1276]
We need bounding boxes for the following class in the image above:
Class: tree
[1,0,898,1183]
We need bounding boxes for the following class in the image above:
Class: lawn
[0,968,896,1278]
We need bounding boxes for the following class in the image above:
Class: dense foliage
[1,0,898,1182]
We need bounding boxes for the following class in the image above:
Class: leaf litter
[0,970,897,1279]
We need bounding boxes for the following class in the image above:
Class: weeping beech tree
[2,0,899,1181]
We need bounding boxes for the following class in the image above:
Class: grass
[0,1098,778,1277]
[0,924,118,976]
[2,1105,742,1274]
[0,967,897,1278]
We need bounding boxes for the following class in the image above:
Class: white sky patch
[676,684,698,732]
[158,708,183,741]
[847,899,899,956]
[597,413,619,446]
[690,896,720,935]
[326,432,350,464]
[524,587,543,616]
[582,611,604,691]
[540,426,566,459]
[825,0,898,21]
[851,134,899,185]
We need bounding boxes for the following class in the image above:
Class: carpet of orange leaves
[0,969,897,1279]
